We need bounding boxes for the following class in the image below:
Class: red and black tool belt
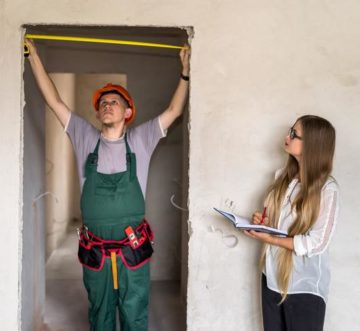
[78,219,154,272]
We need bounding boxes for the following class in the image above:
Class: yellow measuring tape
[24,33,184,56]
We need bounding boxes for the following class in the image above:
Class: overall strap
[124,133,131,155]
[124,133,136,180]
[84,139,100,178]
[88,139,100,165]
[92,138,101,156]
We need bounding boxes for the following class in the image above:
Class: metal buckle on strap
[77,225,90,240]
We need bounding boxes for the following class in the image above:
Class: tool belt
[78,219,154,272]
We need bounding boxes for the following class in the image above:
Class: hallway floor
[44,226,186,331]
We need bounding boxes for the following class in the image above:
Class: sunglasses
[288,127,302,140]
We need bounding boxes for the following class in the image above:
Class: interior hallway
[45,222,186,331]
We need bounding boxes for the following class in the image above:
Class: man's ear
[95,110,100,119]
[124,108,132,119]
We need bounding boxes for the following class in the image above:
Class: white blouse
[264,171,340,302]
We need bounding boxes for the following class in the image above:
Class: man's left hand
[180,45,190,76]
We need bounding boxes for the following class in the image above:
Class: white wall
[45,73,77,257]
[21,64,46,331]
[1,1,360,330]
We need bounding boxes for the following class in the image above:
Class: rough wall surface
[21,65,46,331]
[1,1,360,330]
[45,73,77,258]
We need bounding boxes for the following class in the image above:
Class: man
[26,39,190,331]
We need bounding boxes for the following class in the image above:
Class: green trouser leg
[118,261,150,331]
[83,257,150,331]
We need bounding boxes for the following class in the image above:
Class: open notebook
[214,207,288,237]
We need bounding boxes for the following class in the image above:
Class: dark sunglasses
[288,127,302,140]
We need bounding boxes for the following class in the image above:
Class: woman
[245,115,339,331]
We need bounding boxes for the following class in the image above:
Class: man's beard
[103,122,115,128]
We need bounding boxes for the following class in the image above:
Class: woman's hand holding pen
[244,207,276,244]
[252,208,268,225]
[244,207,294,250]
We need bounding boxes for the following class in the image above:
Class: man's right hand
[25,39,37,57]
[25,38,71,127]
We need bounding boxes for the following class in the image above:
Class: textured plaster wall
[1,1,360,330]
[45,73,77,258]
[21,65,46,331]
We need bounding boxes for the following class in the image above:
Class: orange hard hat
[92,83,136,125]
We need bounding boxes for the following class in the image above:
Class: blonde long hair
[263,115,336,302]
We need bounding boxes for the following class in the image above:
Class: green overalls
[80,135,150,331]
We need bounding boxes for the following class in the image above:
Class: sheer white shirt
[264,170,340,302]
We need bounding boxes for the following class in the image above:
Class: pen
[261,207,267,224]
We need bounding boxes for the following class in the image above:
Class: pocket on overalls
[78,240,105,271]
[119,221,154,270]
[95,185,117,196]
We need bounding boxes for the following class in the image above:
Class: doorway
[22,24,190,331]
